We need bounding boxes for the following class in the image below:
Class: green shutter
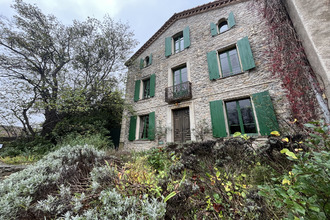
[128,116,137,141]
[207,50,220,80]
[237,36,255,71]
[148,112,155,140]
[134,80,140,102]
[252,91,279,136]
[148,53,152,65]
[165,37,172,57]
[140,58,144,69]
[183,26,190,49]
[210,100,227,137]
[150,74,156,97]
[210,22,218,36]
[228,11,236,29]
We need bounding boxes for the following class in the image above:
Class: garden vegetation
[0,120,329,219]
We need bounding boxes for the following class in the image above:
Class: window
[139,53,152,69]
[219,48,241,77]
[128,112,155,141]
[207,37,255,80]
[225,98,256,134]
[142,78,150,99]
[218,21,228,33]
[144,56,150,67]
[165,26,190,57]
[173,66,188,86]
[139,115,149,139]
[134,74,156,101]
[210,12,236,36]
[172,66,189,98]
[209,91,279,137]
[174,33,184,53]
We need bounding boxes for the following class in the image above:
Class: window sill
[212,27,233,37]
[211,71,245,81]
[136,97,153,102]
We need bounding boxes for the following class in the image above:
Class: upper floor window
[219,48,241,77]
[140,53,152,69]
[218,20,228,33]
[142,78,151,99]
[173,66,188,86]
[174,33,184,54]
[210,12,236,36]
[207,36,255,80]
[134,74,156,102]
[165,26,190,57]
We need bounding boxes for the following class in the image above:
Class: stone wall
[120,0,293,151]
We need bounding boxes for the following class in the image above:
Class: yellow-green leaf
[270,131,280,136]
[282,178,291,185]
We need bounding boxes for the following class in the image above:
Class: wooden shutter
[183,26,190,49]
[128,116,137,141]
[252,91,279,135]
[209,100,227,137]
[150,74,156,97]
[148,112,155,140]
[140,58,144,69]
[134,80,140,102]
[165,37,172,57]
[148,53,152,65]
[210,22,218,36]
[237,37,255,71]
[207,50,220,80]
[228,12,236,29]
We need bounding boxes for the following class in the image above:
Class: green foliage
[258,121,330,219]
[0,135,54,158]
[304,120,329,150]
[57,133,114,150]
[0,144,104,219]
[146,147,171,171]
[258,150,330,219]
[0,155,39,165]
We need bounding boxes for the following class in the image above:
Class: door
[173,108,191,143]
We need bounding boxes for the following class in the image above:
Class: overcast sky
[0,0,213,53]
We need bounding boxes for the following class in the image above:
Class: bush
[0,144,166,220]
[0,144,104,219]
[57,133,114,150]
[258,121,330,219]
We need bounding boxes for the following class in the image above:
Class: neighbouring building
[119,0,327,150]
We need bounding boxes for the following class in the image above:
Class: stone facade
[120,0,293,151]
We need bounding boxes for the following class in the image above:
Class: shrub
[0,144,104,219]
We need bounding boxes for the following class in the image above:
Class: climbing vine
[255,0,322,125]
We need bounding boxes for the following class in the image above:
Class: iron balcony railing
[165,81,192,104]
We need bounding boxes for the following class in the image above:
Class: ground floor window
[139,115,149,139]
[225,98,256,134]
[209,91,279,137]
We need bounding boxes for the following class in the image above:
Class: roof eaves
[125,0,243,66]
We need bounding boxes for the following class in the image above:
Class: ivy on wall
[256,0,322,125]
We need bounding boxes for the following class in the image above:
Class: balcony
[165,81,192,104]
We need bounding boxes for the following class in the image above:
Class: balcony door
[173,108,191,143]
[173,66,188,98]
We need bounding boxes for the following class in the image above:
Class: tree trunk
[41,108,59,137]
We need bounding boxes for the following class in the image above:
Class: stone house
[119,0,322,150]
